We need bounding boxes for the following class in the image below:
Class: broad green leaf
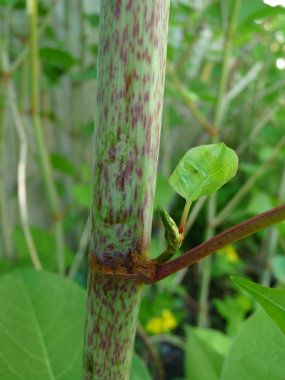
[130,354,152,380]
[169,143,238,201]
[40,48,77,69]
[185,326,231,380]
[84,13,100,27]
[71,183,91,208]
[12,226,74,270]
[221,310,285,380]
[0,268,86,379]
[231,276,285,335]
[51,152,76,177]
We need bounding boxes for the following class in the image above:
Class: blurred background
[0,1,284,379]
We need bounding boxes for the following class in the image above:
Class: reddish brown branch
[151,204,285,283]
[91,205,285,284]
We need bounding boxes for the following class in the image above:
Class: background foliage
[0,0,284,379]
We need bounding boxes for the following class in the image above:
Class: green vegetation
[0,0,284,379]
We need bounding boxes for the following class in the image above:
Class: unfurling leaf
[154,207,182,264]
[169,142,238,201]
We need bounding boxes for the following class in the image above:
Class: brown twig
[153,204,285,283]
[89,205,285,284]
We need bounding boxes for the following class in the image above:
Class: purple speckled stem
[83,1,169,379]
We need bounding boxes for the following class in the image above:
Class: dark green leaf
[51,152,76,177]
[40,48,77,69]
[84,13,100,27]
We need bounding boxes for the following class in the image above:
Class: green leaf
[231,276,285,335]
[0,0,17,5]
[221,310,285,380]
[69,68,97,82]
[51,152,76,177]
[214,295,252,337]
[185,326,231,380]
[80,163,92,182]
[246,192,274,215]
[0,258,13,276]
[169,143,238,201]
[130,354,152,380]
[40,47,77,69]
[12,226,74,270]
[84,13,100,27]
[71,183,91,208]
[0,268,86,379]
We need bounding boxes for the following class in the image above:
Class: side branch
[152,204,285,283]
[88,205,285,284]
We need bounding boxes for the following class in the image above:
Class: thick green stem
[28,0,65,274]
[198,0,240,327]
[83,1,170,379]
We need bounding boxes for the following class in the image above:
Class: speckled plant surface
[82,1,170,379]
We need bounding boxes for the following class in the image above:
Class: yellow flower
[146,309,178,335]
[145,317,163,335]
[161,309,178,332]
[220,245,239,262]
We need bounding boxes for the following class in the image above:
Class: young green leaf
[169,142,238,201]
[231,276,285,335]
